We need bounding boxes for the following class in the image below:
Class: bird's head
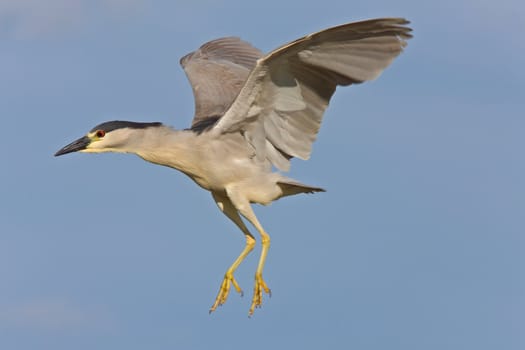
[54,121,163,156]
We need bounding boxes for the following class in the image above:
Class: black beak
[54,136,91,156]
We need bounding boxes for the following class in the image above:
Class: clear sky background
[1,1,523,349]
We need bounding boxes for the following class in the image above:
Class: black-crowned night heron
[55,18,412,316]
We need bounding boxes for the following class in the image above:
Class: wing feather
[212,18,412,171]
[180,37,263,129]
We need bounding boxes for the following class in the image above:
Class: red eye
[96,130,105,138]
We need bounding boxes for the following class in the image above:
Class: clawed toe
[248,274,271,316]
[209,273,243,313]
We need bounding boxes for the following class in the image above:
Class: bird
[55,18,412,316]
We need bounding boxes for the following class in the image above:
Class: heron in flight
[55,18,412,316]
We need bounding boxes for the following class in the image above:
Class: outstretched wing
[211,18,412,171]
[180,37,264,132]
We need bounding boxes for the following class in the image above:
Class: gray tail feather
[277,180,326,197]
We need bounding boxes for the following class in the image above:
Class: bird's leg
[209,192,256,313]
[250,228,271,316]
[225,188,271,316]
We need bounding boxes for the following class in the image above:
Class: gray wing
[180,37,264,130]
[212,18,412,171]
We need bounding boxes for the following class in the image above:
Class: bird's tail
[277,179,325,198]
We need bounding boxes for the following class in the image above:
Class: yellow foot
[248,274,271,316]
[209,272,243,313]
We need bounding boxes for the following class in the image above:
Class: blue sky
[1,0,523,349]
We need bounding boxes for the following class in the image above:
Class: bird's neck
[131,126,205,176]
